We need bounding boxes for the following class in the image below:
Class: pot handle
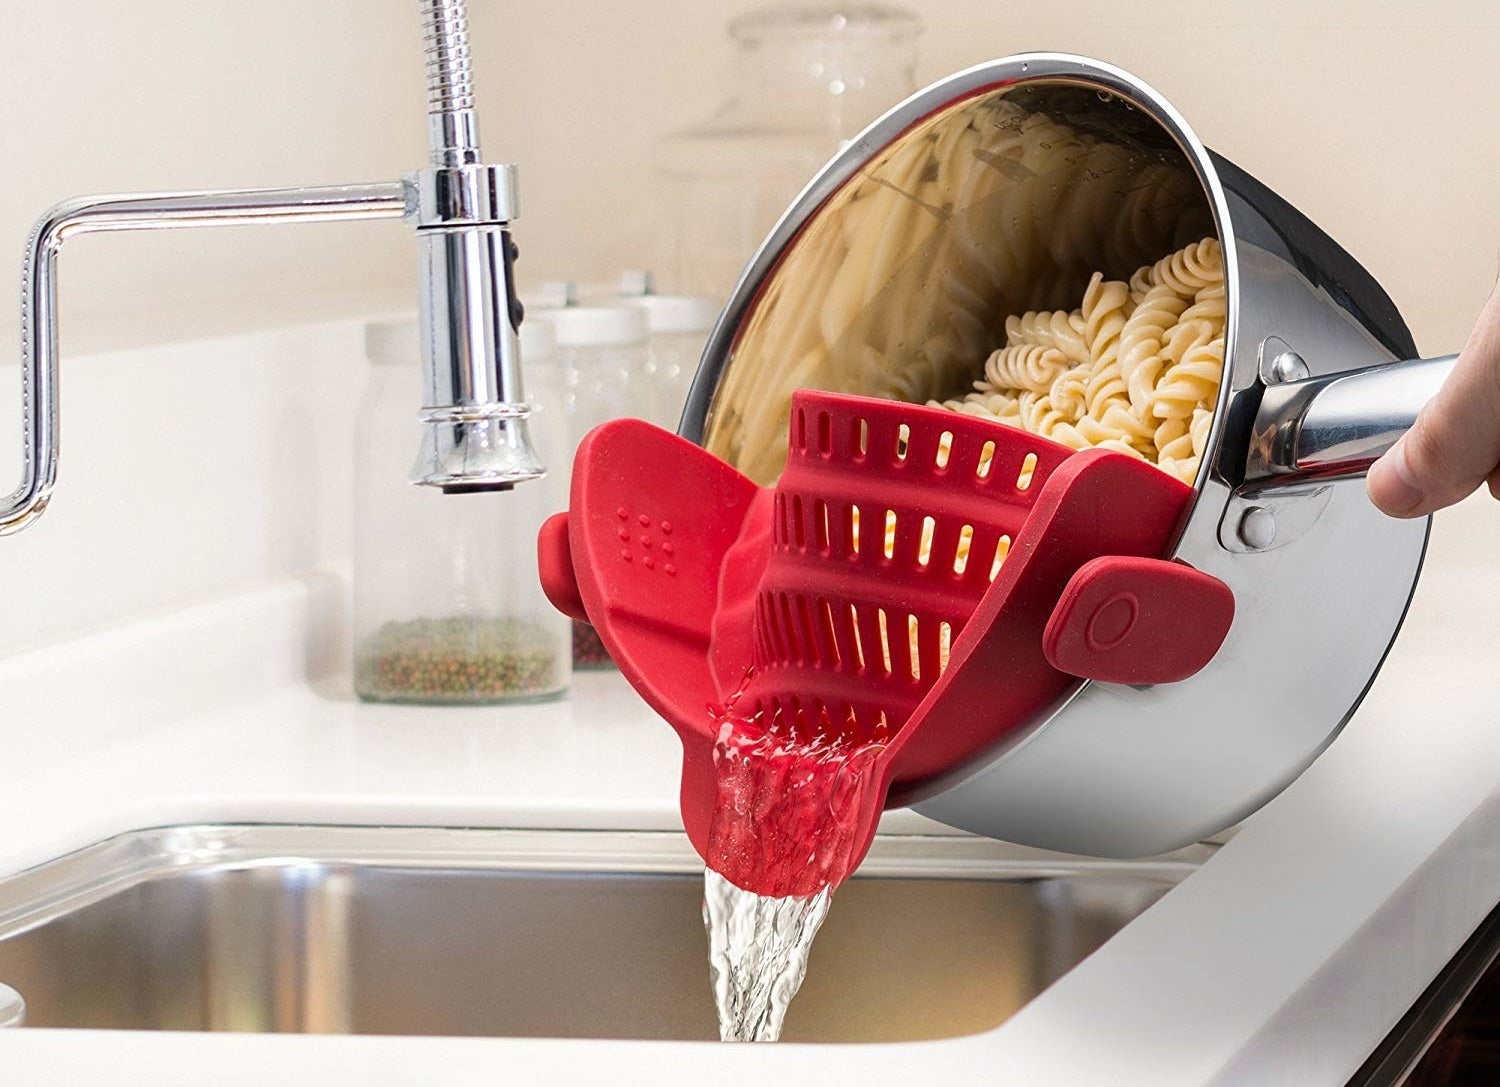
[1244,353,1458,486]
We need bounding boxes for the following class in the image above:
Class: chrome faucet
[0,0,543,535]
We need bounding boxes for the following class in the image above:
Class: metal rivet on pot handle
[1237,506,1278,550]
[1265,350,1310,384]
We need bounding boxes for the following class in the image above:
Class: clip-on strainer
[539,389,1235,894]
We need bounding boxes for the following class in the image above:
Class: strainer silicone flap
[538,389,1234,893]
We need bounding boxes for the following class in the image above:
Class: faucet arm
[0,0,540,535]
[3,181,411,536]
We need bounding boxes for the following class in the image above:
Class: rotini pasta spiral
[1005,309,1089,364]
[1119,283,1191,413]
[984,343,1071,392]
[1143,237,1223,297]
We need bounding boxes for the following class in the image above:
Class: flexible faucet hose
[420,0,481,166]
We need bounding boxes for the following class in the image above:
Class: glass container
[353,318,571,705]
[546,305,654,669]
[626,293,720,430]
[653,4,922,299]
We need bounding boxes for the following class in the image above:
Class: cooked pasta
[984,342,1072,393]
[932,236,1226,484]
[702,92,1209,485]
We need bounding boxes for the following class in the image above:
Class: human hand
[1367,281,1500,517]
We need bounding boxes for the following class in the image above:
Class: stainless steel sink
[0,825,1206,1042]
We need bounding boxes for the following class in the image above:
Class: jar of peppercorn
[353,317,571,705]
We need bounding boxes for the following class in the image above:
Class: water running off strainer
[702,699,889,1041]
[704,871,831,1042]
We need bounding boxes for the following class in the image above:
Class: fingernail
[1369,438,1424,516]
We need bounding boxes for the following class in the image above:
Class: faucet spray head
[409,0,545,493]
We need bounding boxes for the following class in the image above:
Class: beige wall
[0,1,1495,356]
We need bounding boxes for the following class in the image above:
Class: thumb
[1367,281,1500,518]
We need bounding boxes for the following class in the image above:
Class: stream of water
[703,869,832,1042]
[700,707,889,1041]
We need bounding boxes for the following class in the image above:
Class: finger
[1367,281,1500,517]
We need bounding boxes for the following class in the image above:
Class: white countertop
[0,494,1497,1084]
[0,585,957,884]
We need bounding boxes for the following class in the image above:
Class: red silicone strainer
[539,389,1234,894]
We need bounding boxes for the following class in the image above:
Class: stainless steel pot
[679,54,1455,857]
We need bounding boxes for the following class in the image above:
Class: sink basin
[0,825,1205,1042]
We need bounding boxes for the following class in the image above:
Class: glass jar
[546,305,654,670]
[549,305,653,433]
[626,293,720,430]
[653,4,922,299]
[353,318,571,705]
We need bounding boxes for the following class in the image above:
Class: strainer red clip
[539,390,1234,882]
